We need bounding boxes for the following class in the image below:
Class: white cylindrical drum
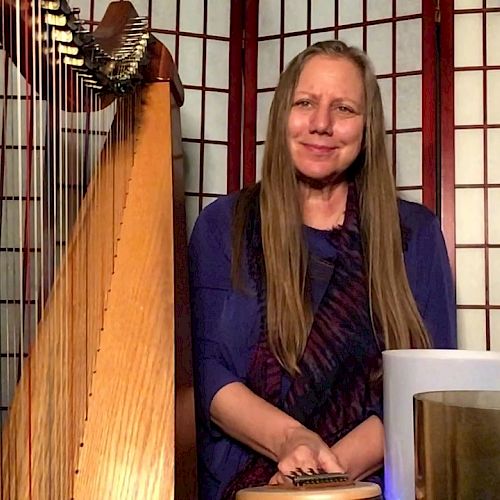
[383,349,500,500]
[236,481,381,500]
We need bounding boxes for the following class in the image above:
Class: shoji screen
[441,1,500,351]
[150,1,231,235]
[250,0,438,211]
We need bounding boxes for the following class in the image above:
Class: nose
[310,104,333,135]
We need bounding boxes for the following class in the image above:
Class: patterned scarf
[222,185,383,499]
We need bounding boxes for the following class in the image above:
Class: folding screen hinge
[435,0,441,23]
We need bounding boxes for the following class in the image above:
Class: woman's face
[287,55,365,184]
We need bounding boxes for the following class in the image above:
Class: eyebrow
[293,91,363,107]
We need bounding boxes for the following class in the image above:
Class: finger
[318,450,345,473]
[268,472,280,485]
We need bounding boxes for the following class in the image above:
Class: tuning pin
[63,55,84,67]
[40,0,61,11]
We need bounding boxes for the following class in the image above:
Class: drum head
[236,481,382,500]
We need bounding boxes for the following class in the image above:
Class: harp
[0,1,196,498]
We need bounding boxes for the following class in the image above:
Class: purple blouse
[188,193,457,500]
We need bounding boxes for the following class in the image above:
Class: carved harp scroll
[0,1,196,498]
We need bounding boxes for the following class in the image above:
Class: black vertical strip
[362,0,367,51]
[307,0,311,46]
[392,0,397,178]
[334,0,339,38]
[227,0,243,192]
[198,0,208,213]
[175,0,181,66]
[280,0,284,73]
[483,0,490,350]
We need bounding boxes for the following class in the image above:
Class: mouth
[301,143,338,154]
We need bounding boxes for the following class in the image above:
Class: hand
[276,426,345,478]
[268,471,292,486]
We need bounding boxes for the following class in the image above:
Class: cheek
[287,112,307,139]
[340,122,364,148]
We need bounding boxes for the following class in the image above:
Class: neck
[299,179,349,230]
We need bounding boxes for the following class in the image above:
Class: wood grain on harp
[0,0,194,499]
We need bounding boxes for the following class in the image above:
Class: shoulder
[397,198,443,251]
[398,198,439,235]
[190,192,241,248]
[193,192,239,235]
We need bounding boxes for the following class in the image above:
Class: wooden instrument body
[0,1,195,498]
[236,482,382,500]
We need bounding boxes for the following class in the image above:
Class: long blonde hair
[233,40,430,375]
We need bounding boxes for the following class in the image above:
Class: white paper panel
[259,0,281,36]
[396,19,422,73]
[185,195,200,237]
[338,0,363,25]
[206,40,229,89]
[203,144,227,194]
[455,0,482,8]
[489,248,500,305]
[256,144,265,182]
[207,0,231,37]
[378,78,393,130]
[283,36,307,69]
[5,100,27,145]
[337,28,363,50]
[183,142,201,192]
[367,23,393,75]
[179,0,204,33]
[202,197,217,209]
[488,188,500,244]
[154,33,177,59]
[367,0,392,21]
[487,71,500,124]
[456,248,486,305]
[76,0,91,21]
[396,0,421,16]
[258,39,281,89]
[487,13,500,66]
[488,129,500,184]
[455,71,483,126]
[94,1,150,21]
[454,14,483,68]
[204,92,228,141]
[396,76,421,129]
[178,37,203,86]
[396,132,422,187]
[152,0,177,30]
[311,0,336,30]
[284,0,308,33]
[311,31,335,45]
[181,89,202,139]
[455,188,485,244]
[455,129,484,185]
[490,310,500,352]
[397,189,422,203]
[457,309,487,350]
[487,0,500,6]
[257,91,274,142]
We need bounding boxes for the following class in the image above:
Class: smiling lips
[302,143,338,154]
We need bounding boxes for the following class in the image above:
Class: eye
[336,104,355,114]
[294,99,312,108]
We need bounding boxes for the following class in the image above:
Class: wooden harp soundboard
[0,1,195,498]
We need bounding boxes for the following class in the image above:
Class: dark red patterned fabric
[222,185,383,499]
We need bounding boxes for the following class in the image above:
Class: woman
[189,40,456,499]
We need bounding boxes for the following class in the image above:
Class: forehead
[294,55,365,99]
